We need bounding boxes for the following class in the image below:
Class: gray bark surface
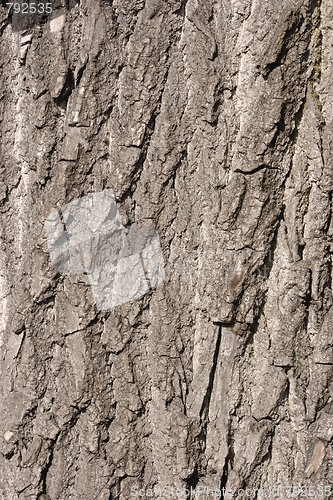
[0,0,332,498]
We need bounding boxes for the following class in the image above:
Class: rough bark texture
[0,0,332,499]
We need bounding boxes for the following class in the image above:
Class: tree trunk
[0,0,332,499]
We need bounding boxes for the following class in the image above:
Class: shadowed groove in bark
[200,325,222,423]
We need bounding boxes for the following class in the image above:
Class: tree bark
[0,0,332,499]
